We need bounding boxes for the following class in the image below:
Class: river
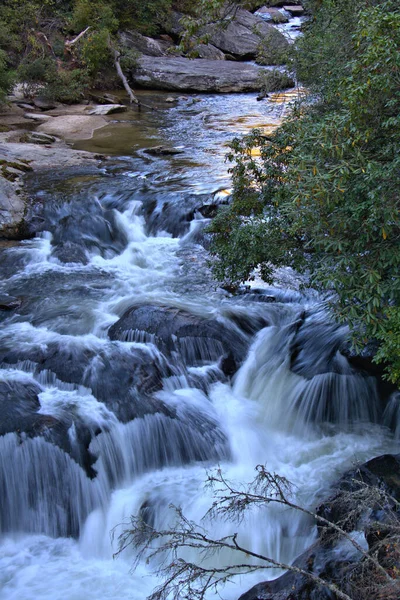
[0,90,397,600]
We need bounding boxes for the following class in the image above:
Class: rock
[144,145,183,155]
[317,454,400,531]
[191,43,226,60]
[17,102,34,110]
[119,31,173,56]
[24,112,53,122]
[268,0,301,6]
[0,339,171,424]
[203,8,288,59]
[24,132,57,144]
[141,189,229,238]
[255,6,290,23]
[165,96,176,103]
[37,115,108,141]
[0,175,27,239]
[164,10,185,37]
[0,293,21,310]
[103,93,120,104]
[0,379,42,436]
[51,241,89,265]
[108,304,248,371]
[87,104,127,116]
[33,96,57,110]
[283,5,305,15]
[132,56,262,92]
[255,28,290,65]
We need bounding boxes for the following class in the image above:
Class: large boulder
[0,377,96,477]
[192,43,226,60]
[0,340,170,424]
[132,56,262,92]
[108,304,248,372]
[203,8,289,60]
[0,176,27,239]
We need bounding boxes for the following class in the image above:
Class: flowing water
[0,90,398,600]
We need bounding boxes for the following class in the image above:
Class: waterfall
[0,91,396,600]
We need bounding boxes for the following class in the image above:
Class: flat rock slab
[133,57,262,92]
[24,113,53,122]
[37,115,108,141]
[283,5,305,14]
[0,142,103,170]
[87,104,127,116]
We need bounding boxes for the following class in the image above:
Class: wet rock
[51,241,89,265]
[108,304,248,371]
[144,145,183,155]
[0,175,27,239]
[0,340,170,424]
[238,547,336,600]
[317,454,400,531]
[132,57,262,92]
[0,377,95,475]
[87,104,127,116]
[0,293,21,310]
[141,190,225,238]
[0,379,42,436]
[255,7,290,23]
[33,96,57,110]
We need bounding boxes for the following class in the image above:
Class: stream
[0,90,398,600]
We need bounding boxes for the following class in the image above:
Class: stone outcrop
[108,303,248,372]
[37,114,108,141]
[192,43,226,60]
[119,31,173,56]
[0,175,27,239]
[132,56,262,92]
[203,8,289,59]
[87,104,127,116]
[0,142,103,239]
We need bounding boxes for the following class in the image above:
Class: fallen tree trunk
[112,48,140,107]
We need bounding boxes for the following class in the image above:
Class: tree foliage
[0,0,172,102]
[209,0,400,382]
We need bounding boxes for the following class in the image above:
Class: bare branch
[115,464,400,600]
[65,27,91,48]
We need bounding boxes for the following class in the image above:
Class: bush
[0,49,14,103]
[209,0,400,382]
[43,68,88,103]
[258,69,294,93]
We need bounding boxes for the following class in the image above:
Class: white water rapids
[0,91,398,600]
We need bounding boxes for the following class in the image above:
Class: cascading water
[0,91,397,600]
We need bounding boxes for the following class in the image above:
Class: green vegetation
[0,0,172,103]
[209,0,400,382]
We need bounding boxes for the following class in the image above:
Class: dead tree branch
[65,26,91,48]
